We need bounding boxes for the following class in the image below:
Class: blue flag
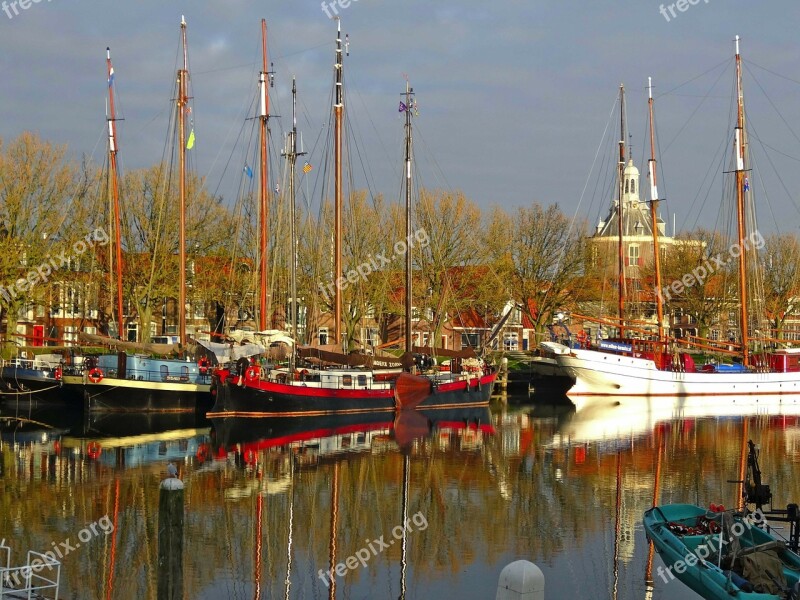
[108,68,115,88]
[744,177,750,191]
[244,165,253,179]
[398,101,407,113]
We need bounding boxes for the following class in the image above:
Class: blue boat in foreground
[644,503,800,599]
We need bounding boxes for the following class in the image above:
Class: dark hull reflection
[211,406,494,450]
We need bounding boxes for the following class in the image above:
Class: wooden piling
[158,469,184,600]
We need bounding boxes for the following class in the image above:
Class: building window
[630,179,635,194]
[628,244,640,266]
[461,333,479,349]
[319,327,328,345]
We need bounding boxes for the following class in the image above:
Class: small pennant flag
[274,183,280,194]
[398,101,407,113]
[186,129,195,150]
[244,165,253,179]
[108,68,115,88]
[303,161,312,174]
[744,177,750,191]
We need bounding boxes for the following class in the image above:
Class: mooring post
[496,560,544,600]
[158,462,184,600]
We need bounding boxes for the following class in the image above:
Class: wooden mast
[258,19,271,331]
[647,77,665,342]
[333,19,344,348]
[734,35,750,367]
[617,84,626,338]
[283,79,305,369]
[177,16,188,347]
[403,81,414,355]
[106,48,125,339]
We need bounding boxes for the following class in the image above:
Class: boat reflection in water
[11,392,800,598]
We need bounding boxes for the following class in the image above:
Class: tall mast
[734,35,750,367]
[403,81,414,354]
[333,19,344,348]
[283,78,305,369]
[617,84,626,338]
[258,19,271,331]
[647,77,665,342]
[106,48,125,339]
[177,16,189,347]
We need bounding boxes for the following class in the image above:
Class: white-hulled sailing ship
[553,37,800,410]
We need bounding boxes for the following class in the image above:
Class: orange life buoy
[87,441,101,460]
[245,366,260,382]
[197,357,210,375]
[88,368,103,383]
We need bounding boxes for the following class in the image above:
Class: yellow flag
[186,129,195,150]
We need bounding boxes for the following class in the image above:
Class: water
[3,395,800,599]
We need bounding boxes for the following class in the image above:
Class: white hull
[554,346,800,412]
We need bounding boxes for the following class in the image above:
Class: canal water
[2,394,799,599]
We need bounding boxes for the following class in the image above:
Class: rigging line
[655,57,730,100]
[340,71,379,201]
[745,132,800,163]
[194,40,334,77]
[343,98,379,205]
[662,60,730,155]
[572,94,619,235]
[747,125,795,228]
[654,104,671,220]
[745,58,800,88]
[347,72,395,172]
[677,74,736,234]
[210,95,257,201]
[743,62,800,150]
[679,126,728,234]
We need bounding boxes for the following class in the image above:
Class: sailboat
[60,20,211,412]
[209,21,496,417]
[553,37,800,409]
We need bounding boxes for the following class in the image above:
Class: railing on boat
[0,542,61,599]
[63,365,209,384]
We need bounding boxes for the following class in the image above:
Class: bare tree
[486,203,585,339]
[759,233,800,339]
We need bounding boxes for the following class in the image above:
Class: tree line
[1,132,798,349]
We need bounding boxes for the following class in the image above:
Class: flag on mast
[186,129,195,150]
[398,101,407,113]
[303,162,312,174]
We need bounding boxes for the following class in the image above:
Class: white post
[496,560,544,600]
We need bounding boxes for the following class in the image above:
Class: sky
[2,0,800,236]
